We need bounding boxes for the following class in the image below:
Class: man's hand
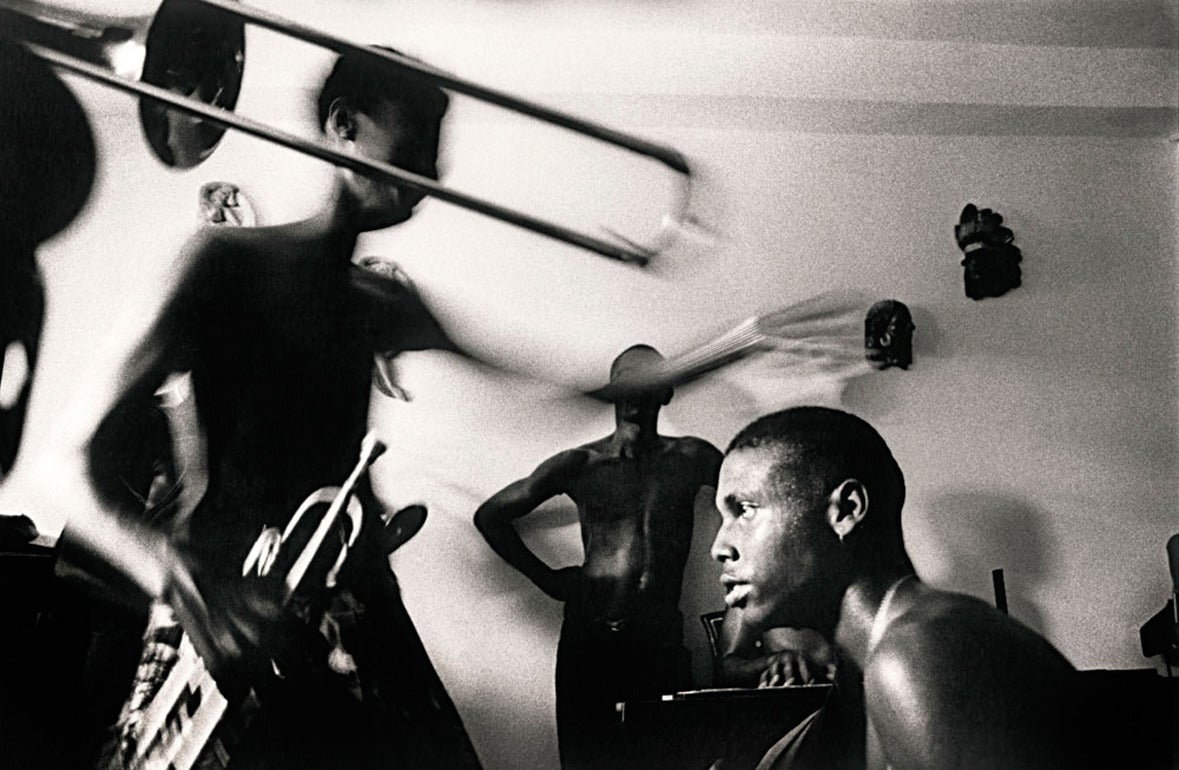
[758,649,836,688]
[162,546,290,689]
[539,565,582,602]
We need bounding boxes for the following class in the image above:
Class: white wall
[2,2,1176,769]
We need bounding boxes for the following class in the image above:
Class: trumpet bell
[138,0,244,168]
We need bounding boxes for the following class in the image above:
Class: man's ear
[826,479,868,540]
[327,97,357,142]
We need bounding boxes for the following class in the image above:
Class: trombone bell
[138,0,245,168]
[0,0,244,169]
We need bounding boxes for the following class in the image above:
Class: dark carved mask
[955,204,1022,300]
[865,299,915,370]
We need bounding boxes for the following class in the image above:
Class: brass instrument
[127,432,387,770]
[0,0,695,264]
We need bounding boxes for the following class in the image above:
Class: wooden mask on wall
[954,204,1022,300]
[865,299,915,370]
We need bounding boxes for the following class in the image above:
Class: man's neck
[612,420,661,459]
[834,564,917,669]
[291,188,363,262]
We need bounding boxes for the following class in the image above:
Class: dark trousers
[555,608,690,770]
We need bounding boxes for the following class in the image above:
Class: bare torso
[565,436,718,621]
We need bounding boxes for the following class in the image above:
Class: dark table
[619,685,830,770]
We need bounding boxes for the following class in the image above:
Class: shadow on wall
[916,490,1053,636]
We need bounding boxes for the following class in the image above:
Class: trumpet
[126,432,387,770]
[241,431,385,596]
[0,0,694,264]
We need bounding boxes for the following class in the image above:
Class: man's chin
[736,603,771,630]
[742,602,805,636]
[374,205,413,229]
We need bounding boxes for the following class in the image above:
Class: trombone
[0,0,694,265]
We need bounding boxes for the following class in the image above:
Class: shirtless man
[711,407,1079,770]
[68,48,477,768]
[475,344,723,769]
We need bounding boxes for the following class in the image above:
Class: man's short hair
[316,46,449,138]
[728,407,906,527]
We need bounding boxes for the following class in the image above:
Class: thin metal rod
[193,0,691,176]
[992,568,1008,615]
[25,43,651,265]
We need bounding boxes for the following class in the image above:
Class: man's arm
[353,262,461,400]
[0,271,44,475]
[352,261,458,355]
[474,449,589,601]
[56,233,277,678]
[86,238,211,516]
[61,231,206,585]
[698,440,723,493]
[716,610,833,687]
[716,608,772,687]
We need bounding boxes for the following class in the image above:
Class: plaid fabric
[112,603,184,769]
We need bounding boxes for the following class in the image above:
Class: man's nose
[711,521,736,563]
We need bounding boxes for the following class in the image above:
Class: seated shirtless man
[475,345,722,769]
[711,407,1079,770]
[67,47,478,768]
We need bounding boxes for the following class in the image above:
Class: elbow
[473,504,493,535]
[474,500,510,540]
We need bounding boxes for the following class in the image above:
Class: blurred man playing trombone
[71,48,478,768]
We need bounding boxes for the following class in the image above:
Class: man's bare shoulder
[534,446,596,478]
[171,226,254,277]
[865,588,1075,729]
[870,588,1073,680]
[575,436,617,458]
[668,435,721,456]
[666,436,723,478]
[191,223,306,260]
[173,223,328,289]
[866,588,1078,768]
